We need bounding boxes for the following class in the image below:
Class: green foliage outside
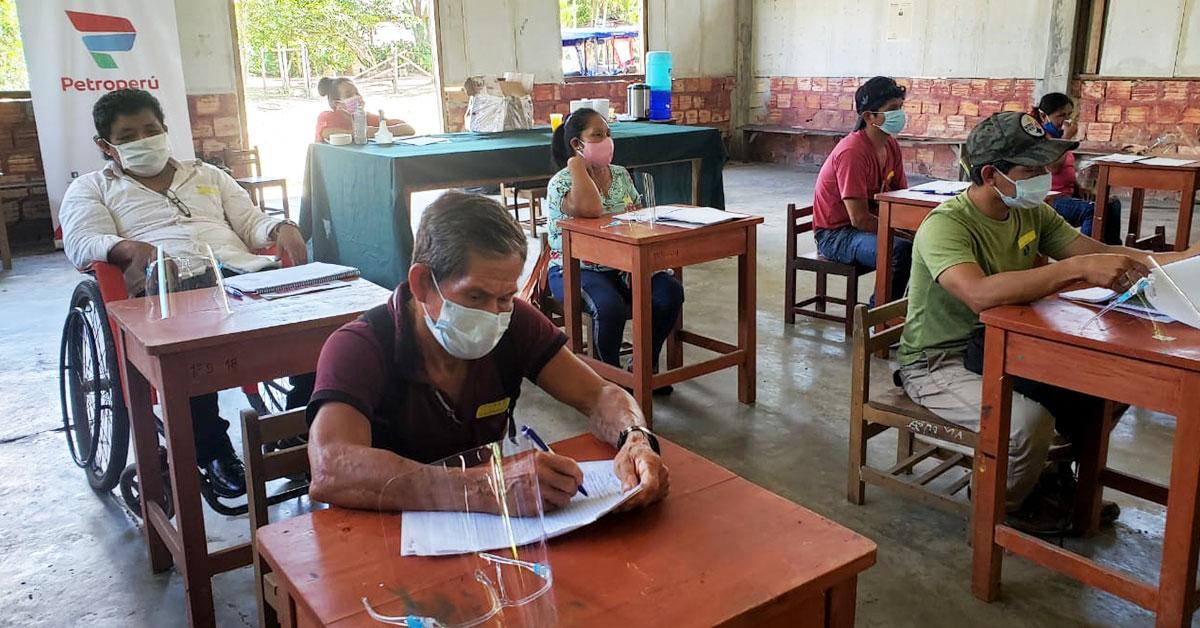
[236,0,432,79]
[559,0,640,29]
[0,0,28,90]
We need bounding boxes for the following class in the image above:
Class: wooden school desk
[106,279,391,627]
[256,435,878,627]
[1093,160,1200,251]
[557,214,763,426]
[972,298,1200,628]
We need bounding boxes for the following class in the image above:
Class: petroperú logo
[66,10,136,69]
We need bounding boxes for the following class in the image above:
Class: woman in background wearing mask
[314,77,415,142]
[1031,92,1123,244]
[544,108,684,387]
[811,76,913,302]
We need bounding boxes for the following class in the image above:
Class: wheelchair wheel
[60,279,130,492]
[245,377,293,416]
[119,455,174,520]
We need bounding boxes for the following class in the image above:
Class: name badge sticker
[195,184,219,197]
[475,397,511,419]
[1018,230,1037,250]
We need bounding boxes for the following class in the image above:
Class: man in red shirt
[811,76,912,301]
[305,191,669,514]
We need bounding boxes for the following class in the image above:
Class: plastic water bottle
[351,107,367,144]
[646,51,672,121]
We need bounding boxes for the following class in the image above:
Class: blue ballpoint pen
[520,424,589,496]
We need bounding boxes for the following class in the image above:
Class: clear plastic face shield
[1079,257,1200,342]
[142,244,231,320]
[363,437,557,627]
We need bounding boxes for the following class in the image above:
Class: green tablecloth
[299,122,727,288]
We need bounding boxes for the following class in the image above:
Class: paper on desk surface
[1060,287,1117,304]
[400,460,641,556]
[1138,157,1197,167]
[1093,153,1148,164]
[399,136,451,146]
[908,180,970,195]
[612,205,746,226]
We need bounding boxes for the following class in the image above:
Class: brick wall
[748,76,1037,179]
[186,92,247,167]
[0,92,246,245]
[442,75,735,139]
[1074,78,1200,156]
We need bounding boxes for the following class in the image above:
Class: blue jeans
[548,265,684,368]
[1051,196,1123,245]
[814,226,913,302]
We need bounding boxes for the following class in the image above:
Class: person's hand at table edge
[271,221,309,265]
[613,428,669,512]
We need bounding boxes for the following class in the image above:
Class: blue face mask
[873,109,907,136]
[1043,121,1062,138]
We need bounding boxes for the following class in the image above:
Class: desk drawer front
[1004,334,1183,415]
[649,228,748,270]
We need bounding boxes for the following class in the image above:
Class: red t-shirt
[812,130,908,230]
[1051,151,1077,196]
[307,284,567,463]
[314,110,382,142]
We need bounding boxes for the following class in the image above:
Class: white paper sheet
[1138,157,1197,167]
[399,136,451,146]
[1093,153,1148,164]
[612,205,746,226]
[400,460,641,556]
[908,180,970,195]
[1060,287,1118,304]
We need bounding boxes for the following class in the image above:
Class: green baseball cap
[964,111,1079,170]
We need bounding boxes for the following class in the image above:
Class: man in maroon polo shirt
[306,191,669,513]
[812,76,913,302]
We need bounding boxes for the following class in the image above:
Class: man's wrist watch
[617,426,660,454]
[270,219,299,237]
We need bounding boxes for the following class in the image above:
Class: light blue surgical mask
[995,170,1052,210]
[422,274,512,360]
[873,109,907,136]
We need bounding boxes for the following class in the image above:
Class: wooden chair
[224,147,290,220]
[785,203,865,339]
[241,407,312,628]
[848,299,977,515]
[501,182,549,236]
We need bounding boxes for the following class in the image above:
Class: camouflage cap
[964,111,1079,170]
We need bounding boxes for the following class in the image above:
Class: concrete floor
[0,162,1196,627]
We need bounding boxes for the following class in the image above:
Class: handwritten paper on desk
[908,180,970,195]
[1138,157,1197,167]
[400,460,641,556]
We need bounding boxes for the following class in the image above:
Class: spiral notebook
[223,262,361,296]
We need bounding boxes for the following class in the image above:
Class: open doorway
[232,0,441,199]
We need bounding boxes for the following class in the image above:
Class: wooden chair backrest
[786,203,814,265]
[520,233,551,305]
[241,407,310,533]
[850,299,909,408]
[222,146,263,178]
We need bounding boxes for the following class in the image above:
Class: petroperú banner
[16,0,195,243]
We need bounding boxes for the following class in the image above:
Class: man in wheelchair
[59,88,313,498]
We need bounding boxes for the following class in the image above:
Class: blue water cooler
[646,51,672,121]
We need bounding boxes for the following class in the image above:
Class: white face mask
[422,275,512,360]
[110,133,171,177]
[995,170,1052,210]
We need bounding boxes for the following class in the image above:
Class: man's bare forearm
[309,442,492,512]
[586,382,646,447]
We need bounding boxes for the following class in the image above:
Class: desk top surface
[108,278,391,355]
[560,214,763,245]
[874,188,958,207]
[982,297,1200,372]
[257,435,876,627]
[1093,159,1200,173]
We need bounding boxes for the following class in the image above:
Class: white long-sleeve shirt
[60,159,283,275]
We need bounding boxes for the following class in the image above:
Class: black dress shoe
[202,451,247,498]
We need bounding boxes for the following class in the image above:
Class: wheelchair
[58,258,304,518]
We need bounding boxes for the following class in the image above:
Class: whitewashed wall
[437,0,737,84]
[753,0,1052,78]
[1100,0,1200,76]
[175,0,239,94]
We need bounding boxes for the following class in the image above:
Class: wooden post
[260,49,267,93]
[392,45,399,94]
[730,0,754,160]
[301,42,312,98]
[277,45,290,94]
